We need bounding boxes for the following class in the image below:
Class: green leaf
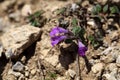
[28,10,44,20]
[88,35,100,48]
[92,4,102,14]
[72,26,81,36]
[110,6,119,14]
[72,26,85,39]
[88,35,94,41]
[72,18,78,26]
[103,4,108,13]
[49,72,57,79]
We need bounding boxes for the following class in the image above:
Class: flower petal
[78,41,87,56]
[50,27,68,37]
[51,36,67,46]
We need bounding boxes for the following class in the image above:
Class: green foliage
[72,18,78,26]
[28,10,44,27]
[28,10,44,21]
[110,6,119,14]
[72,26,85,39]
[88,35,100,48]
[92,4,102,14]
[103,4,108,13]
[71,18,85,43]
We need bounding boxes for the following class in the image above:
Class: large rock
[1,25,42,58]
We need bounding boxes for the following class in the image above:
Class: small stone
[110,31,119,41]
[5,48,14,58]
[97,0,107,5]
[25,71,29,77]
[25,66,29,71]
[5,74,17,80]
[56,77,66,80]
[71,3,79,12]
[30,69,36,75]
[12,61,24,72]
[21,4,32,16]
[87,19,96,29]
[102,73,117,80]
[18,74,25,80]
[21,56,26,63]
[116,55,120,67]
[67,69,76,78]
[81,0,89,7]
[8,69,22,77]
[112,0,119,3]
[92,63,104,73]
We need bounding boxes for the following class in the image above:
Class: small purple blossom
[50,27,68,46]
[78,41,87,56]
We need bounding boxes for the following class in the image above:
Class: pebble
[8,69,22,77]
[18,74,25,80]
[25,71,29,77]
[30,69,37,75]
[56,77,66,80]
[97,0,107,5]
[71,3,79,12]
[91,63,104,73]
[21,56,26,63]
[25,66,29,71]
[5,48,14,58]
[102,73,117,80]
[12,61,24,72]
[67,69,76,78]
[81,0,89,7]
[87,19,96,28]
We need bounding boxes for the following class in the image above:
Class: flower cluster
[50,26,87,56]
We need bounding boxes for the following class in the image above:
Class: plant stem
[76,53,81,80]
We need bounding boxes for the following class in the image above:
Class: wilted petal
[78,41,87,56]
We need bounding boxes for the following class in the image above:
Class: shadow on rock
[20,41,37,63]
[0,55,9,79]
[82,56,92,73]
[59,42,78,70]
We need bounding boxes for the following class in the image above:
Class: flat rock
[1,25,42,58]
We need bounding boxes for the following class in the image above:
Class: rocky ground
[0,0,120,80]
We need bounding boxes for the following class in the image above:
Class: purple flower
[50,27,68,46]
[78,41,87,56]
